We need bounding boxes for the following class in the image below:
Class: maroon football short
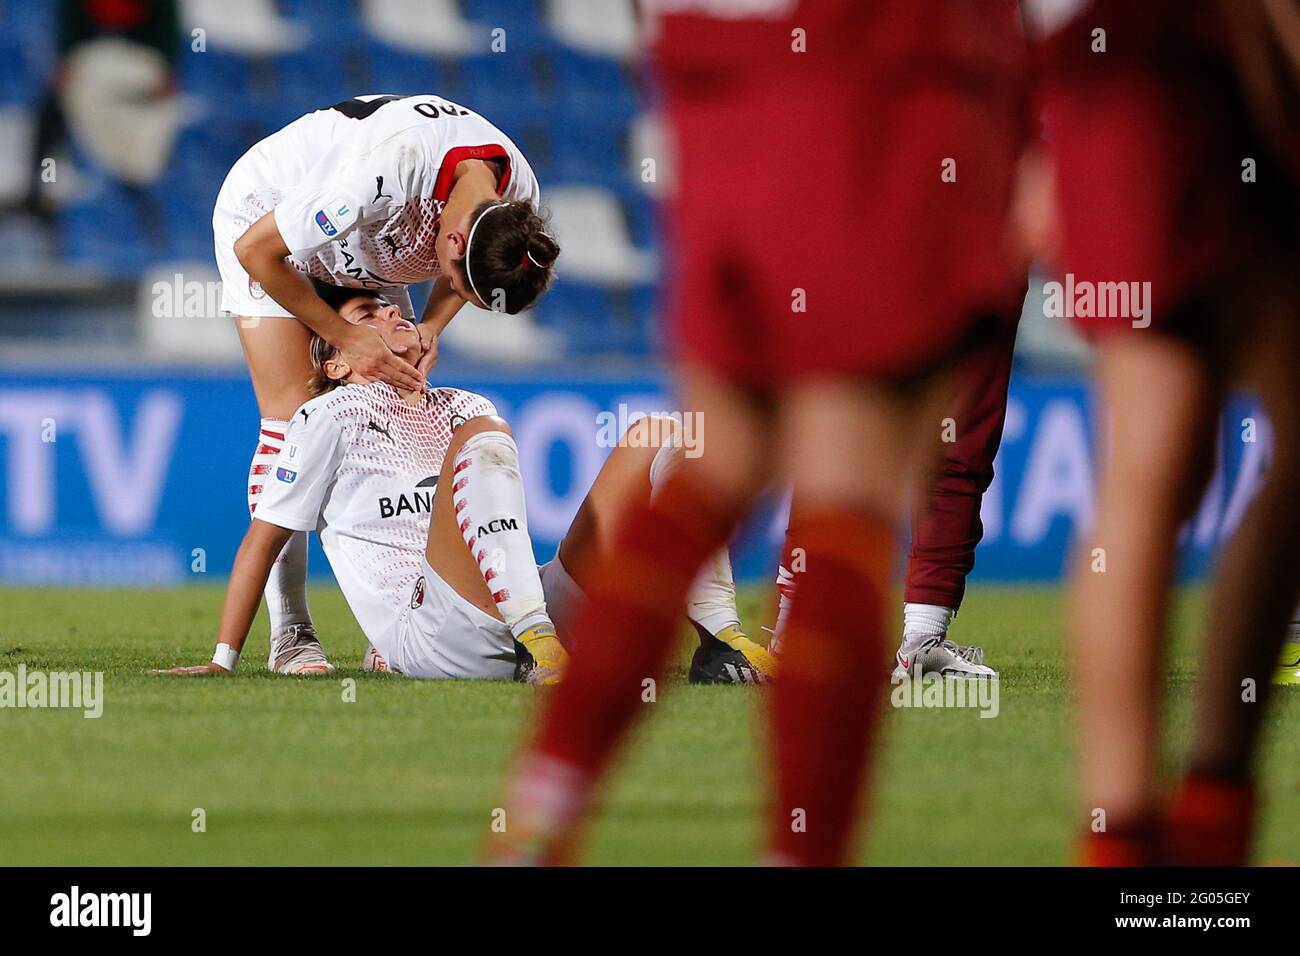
[655,0,1029,386]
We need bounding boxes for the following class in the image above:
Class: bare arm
[410,158,500,375]
[234,212,424,392]
[150,519,294,675]
[414,277,468,376]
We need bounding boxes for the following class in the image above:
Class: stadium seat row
[1,0,659,357]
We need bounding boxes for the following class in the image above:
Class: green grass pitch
[0,584,1296,865]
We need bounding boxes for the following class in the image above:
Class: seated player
[153,293,770,685]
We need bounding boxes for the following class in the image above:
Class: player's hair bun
[461,199,560,314]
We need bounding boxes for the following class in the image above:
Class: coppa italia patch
[277,441,303,482]
[314,210,337,236]
[313,197,353,237]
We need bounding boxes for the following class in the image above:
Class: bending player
[215,92,557,674]
[154,293,768,685]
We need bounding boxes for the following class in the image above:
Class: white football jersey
[254,381,497,647]
[214,94,540,291]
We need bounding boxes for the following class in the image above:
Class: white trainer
[269,623,335,675]
[891,636,997,681]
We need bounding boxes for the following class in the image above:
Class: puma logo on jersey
[367,420,392,439]
[298,408,311,423]
[382,234,403,255]
[477,518,518,535]
[373,176,392,204]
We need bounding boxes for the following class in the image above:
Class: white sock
[647,437,741,638]
[901,602,953,652]
[772,563,797,650]
[248,418,312,635]
[452,430,552,638]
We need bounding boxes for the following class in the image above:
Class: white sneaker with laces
[891,636,997,681]
[268,623,335,675]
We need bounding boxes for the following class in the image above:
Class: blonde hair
[307,332,343,397]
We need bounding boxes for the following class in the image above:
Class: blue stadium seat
[179,50,261,117]
[461,0,541,23]
[459,49,555,121]
[365,42,443,96]
[1,0,56,40]
[162,191,219,262]
[460,0,549,44]
[279,0,360,39]
[276,43,371,109]
[553,120,628,192]
[481,118,553,183]
[61,185,153,276]
[629,282,662,352]
[168,120,269,193]
[552,48,639,124]
[0,34,46,106]
[620,189,660,251]
[537,281,650,355]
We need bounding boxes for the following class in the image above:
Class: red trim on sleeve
[432,144,513,203]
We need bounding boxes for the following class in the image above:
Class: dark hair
[311,278,378,312]
[456,199,559,314]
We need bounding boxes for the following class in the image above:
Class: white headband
[463,201,513,307]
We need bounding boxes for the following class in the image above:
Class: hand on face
[332,295,425,392]
[339,297,422,354]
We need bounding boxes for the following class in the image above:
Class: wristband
[212,643,240,671]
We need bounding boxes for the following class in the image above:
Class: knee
[458,415,513,441]
[447,415,515,461]
[622,414,679,450]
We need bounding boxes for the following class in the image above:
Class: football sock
[770,505,893,866]
[451,430,553,640]
[528,467,744,798]
[648,439,742,639]
[1162,772,1254,866]
[770,511,804,652]
[901,602,953,652]
[248,418,312,635]
[493,751,591,865]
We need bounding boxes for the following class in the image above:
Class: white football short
[383,553,586,681]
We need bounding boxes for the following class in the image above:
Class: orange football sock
[1162,773,1254,866]
[769,505,894,866]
